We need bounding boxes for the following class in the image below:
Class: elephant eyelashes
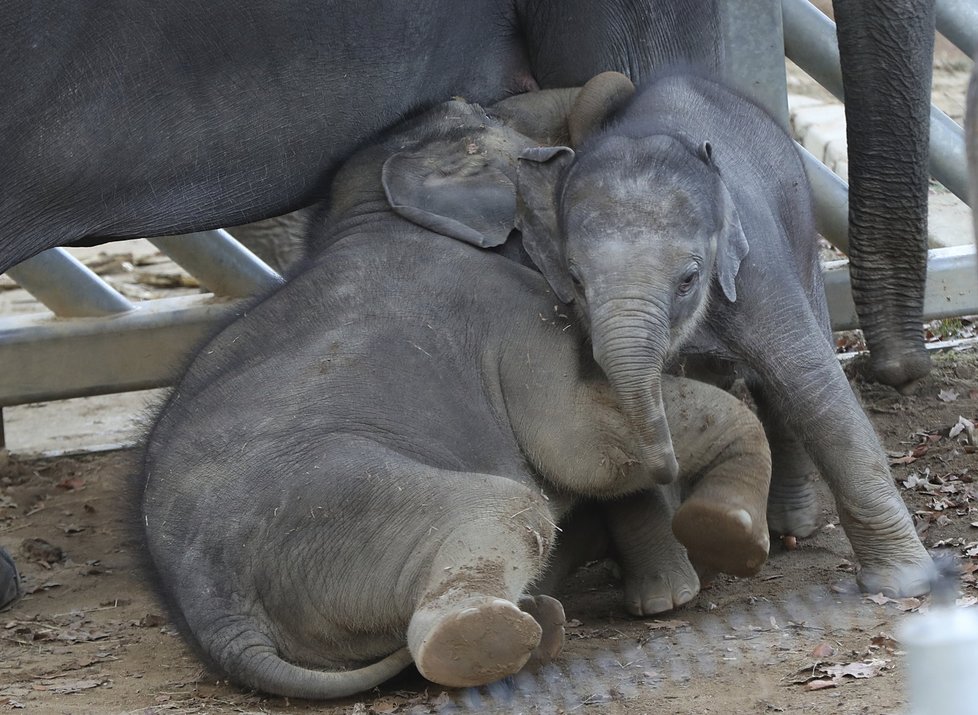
[676,268,700,297]
[569,269,585,299]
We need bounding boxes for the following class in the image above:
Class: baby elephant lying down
[136,78,772,699]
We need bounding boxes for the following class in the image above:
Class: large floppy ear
[382,144,516,248]
[715,178,750,303]
[699,141,749,303]
[516,145,576,303]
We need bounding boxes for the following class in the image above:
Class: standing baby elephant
[515,70,933,597]
[137,96,772,699]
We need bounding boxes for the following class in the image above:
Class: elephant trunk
[590,298,678,484]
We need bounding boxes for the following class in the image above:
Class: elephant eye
[569,268,585,296]
[676,269,700,296]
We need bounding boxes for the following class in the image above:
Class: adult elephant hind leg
[833,0,935,391]
[665,378,772,578]
[407,480,561,688]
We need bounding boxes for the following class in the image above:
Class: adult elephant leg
[722,300,933,596]
[833,0,935,390]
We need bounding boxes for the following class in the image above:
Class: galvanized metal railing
[0,231,281,409]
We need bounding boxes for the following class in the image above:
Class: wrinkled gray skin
[226,209,312,276]
[138,97,772,699]
[0,1,934,391]
[0,550,19,611]
[517,70,934,598]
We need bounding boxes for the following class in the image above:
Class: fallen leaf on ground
[811,642,835,658]
[794,659,888,689]
[804,679,837,691]
[938,389,960,402]
[949,416,977,445]
[822,659,888,680]
[646,619,689,631]
[32,678,107,694]
[138,613,166,628]
[20,538,64,565]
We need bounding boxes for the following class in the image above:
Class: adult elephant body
[0,1,935,390]
[0,0,718,273]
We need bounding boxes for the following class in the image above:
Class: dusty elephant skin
[0,1,933,390]
[515,69,935,598]
[136,98,772,699]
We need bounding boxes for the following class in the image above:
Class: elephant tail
[217,630,414,700]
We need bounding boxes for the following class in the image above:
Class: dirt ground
[0,345,976,715]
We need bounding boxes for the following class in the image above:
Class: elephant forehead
[562,178,712,236]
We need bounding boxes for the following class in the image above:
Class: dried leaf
[865,593,893,606]
[370,696,405,714]
[55,477,86,491]
[32,678,106,694]
[646,619,689,631]
[949,416,977,446]
[938,389,960,402]
[811,642,835,658]
[822,659,887,680]
[869,633,899,653]
[804,679,837,691]
[20,538,64,564]
[894,598,922,613]
[138,613,166,628]
[890,454,917,466]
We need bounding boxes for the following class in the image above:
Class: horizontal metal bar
[782,0,970,204]
[936,0,978,59]
[150,229,283,298]
[0,294,235,406]
[2,243,974,407]
[5,248,134,317]
[799,143,850,253]
[824,244,978,331]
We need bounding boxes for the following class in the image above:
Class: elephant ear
[382,144,516,248]
[699,141,749,303]
[516,145,576,303]
[715,177,750,303]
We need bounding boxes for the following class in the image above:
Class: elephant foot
[867,343,932,393]
[0,548,21,611]
[411,595,542,688]
[766,474,820,539]
[672,500,769,577]
[621,552,699,617]
[856,557,935,598]
[517,594,566,672]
